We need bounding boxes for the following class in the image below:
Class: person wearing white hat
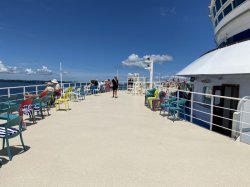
[51,79,61,98]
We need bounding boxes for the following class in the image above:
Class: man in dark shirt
[112,76,118,98]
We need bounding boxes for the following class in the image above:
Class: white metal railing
[161,88,250,145]
[0,81,128,102]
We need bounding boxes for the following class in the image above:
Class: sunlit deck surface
[1,91,250,186]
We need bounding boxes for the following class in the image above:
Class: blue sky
[0,0,215,82]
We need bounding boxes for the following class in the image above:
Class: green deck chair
[0,110,26,161]
[168,99,187,122]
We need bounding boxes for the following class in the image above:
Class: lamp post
[144,57,154,89]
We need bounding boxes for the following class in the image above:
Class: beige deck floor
[1,91,250,186]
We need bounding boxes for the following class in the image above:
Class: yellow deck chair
[54,92,70,111]
[147,89,159,109]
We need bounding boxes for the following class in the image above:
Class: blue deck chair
[168,99,188,122]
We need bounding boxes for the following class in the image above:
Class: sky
[0,0,215,82]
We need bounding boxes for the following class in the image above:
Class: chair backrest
[20,99,33,116]
[68,87,73,92]
[20,99,33,108]
[3,116,22,129]
[7,104,20,114]
[46,91,53,97]
[0,103,9,112]
[168,97,177,102]
[32,98,42,105]
[9,95,18,101]
[177,99,187,107]
[41,96,49,103]
[63,92,69,99]
[40,91,48,98]
[154,89,159,97]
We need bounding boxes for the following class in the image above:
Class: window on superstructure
[218,12,223,23]
[221,0,227,5]
[203,86,212,105]
[233,0,246,8]
[215,19,218,27]
[223,4,232,16]
[213,6,216,17]
[215,0,222,11]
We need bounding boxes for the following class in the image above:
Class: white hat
[51,79,58,84]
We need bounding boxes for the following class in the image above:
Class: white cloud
[0,61,8,73]
[122,54,173,68]
[25,68,36,75]
[0,61,18,73]
[37,66,52,75]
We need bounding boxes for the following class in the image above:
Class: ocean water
[0,81,37,88]
[0,80,46,100]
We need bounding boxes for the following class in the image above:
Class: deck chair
[20,99,35,124]
[76,88,86,100]
[160,97,177,116]
[0,104,20,120]
[168,99,188,122]
[54,92,70,111]
[0,114,25,161]
[147,89,159,109]
[32,98,45,120]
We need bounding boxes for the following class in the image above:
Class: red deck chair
[20,99,35,124]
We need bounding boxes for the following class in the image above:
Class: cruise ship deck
[1,91,250,186]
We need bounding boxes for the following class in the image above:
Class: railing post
[8,88,10,98]
[36,86,38,95]
[210,95,214,131]
[177,89,180,101]
[190,92,194,123]
[23,87,26,100]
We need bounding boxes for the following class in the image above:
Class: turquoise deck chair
[0,104,20,120]
[32,98,44,121]
[160,97,177,116]
[0,113,25,161]
[168,99,187,122]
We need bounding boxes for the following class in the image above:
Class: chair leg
[46,104,50,115]
[19,133,26,151]
[67,101,69,110]
[64,101,68,111]
[183,109,186,121]
[173,110,177,122]
[2,138,5,149]
[5,138,12,161]
[40,107,44,119]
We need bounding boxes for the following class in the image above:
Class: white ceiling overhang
[177,40,250,77]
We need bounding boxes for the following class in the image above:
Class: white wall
[192,74,250,124]
[215,1,250,45]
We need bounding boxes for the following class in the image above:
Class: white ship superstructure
[209,0,250,46]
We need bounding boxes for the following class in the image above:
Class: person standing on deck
[112,76,118,98]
